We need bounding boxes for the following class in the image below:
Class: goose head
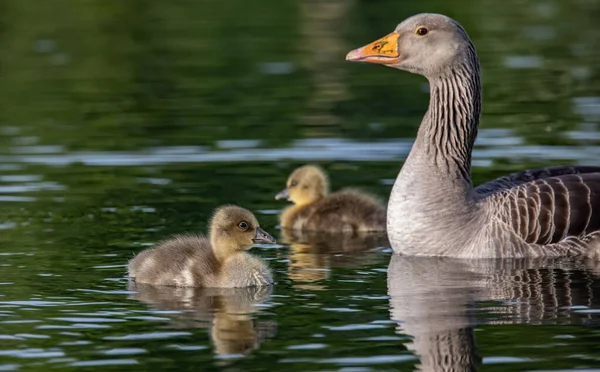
[209,205,275,258]
[345,13,475,78]
[275,165,329,206]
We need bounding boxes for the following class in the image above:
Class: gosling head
[209,205,275,259]
[345,13,477,77]
[275,165,329,206]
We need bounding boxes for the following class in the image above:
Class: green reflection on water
[1,0,600,370]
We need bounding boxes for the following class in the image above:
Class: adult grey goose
[346,13,600,258]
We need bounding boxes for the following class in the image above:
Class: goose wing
[475,166,600,196]
[486,173,600,245]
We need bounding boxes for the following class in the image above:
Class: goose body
[346,13,600,258]
[275,165,386,233]
[128,205,276,287]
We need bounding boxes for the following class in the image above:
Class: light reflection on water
[3,128,600,167]
[4,251,600,370]
[387,256,600,371]
[2,0,600,370]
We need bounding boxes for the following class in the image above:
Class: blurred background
[2,0,600,237]
[2,0,600,370]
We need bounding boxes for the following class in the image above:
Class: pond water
[2,0,600,371]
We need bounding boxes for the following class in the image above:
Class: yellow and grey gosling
[347,13,600,258]
[128,205,275,288]
[275,164,386,233]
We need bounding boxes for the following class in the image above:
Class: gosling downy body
[347,13,600,258]
[128,205,276,287]
[275,165,386,233]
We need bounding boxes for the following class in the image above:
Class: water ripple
[102,348,148,356]
[104,332,192,341]
[69,359,138,367]
[0,348,65,358]
[50,317,125,323]
[3,129,594,166]
[323,324,387,331]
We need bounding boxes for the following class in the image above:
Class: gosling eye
[238,221,249,230]
[415,26,428,36]
[290,180,298,187]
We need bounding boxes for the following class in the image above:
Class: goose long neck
[416,57,482,186]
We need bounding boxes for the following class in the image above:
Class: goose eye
[238,221,249,230]
[416,27,428,36]
[291,181,298,187]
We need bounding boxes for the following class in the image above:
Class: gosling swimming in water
[128,205,276,288]
[275,165,386,233]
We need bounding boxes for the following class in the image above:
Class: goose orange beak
[345,32,400,65]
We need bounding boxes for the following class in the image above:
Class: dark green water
[2,0,600,370]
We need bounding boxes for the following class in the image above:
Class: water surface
[2,0,600,371]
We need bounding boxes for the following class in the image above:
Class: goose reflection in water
[387,255,600,371]
[281,228,389,290]
[128,283,276,356]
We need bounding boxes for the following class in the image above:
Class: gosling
[128,205,276,288]
[275,165,386,233]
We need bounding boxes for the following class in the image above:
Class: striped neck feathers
[417,53,482,186]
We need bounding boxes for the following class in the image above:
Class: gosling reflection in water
[387,255,600,372]
[281,228,389,290]
[128,282,276,356]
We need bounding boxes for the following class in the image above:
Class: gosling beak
[275,188,290,201]
[345,32,400,65]
[252,227,276,244]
